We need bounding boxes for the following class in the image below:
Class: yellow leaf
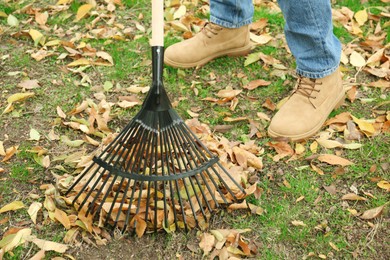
[55,208,71,229]
[173,5,186,20]
[0,201,25,213]
[75,4,93,22]
[351,115,376,136]
[67,58,91,67]
[29,29,45,46]
[295,143,305,155]
[45,39,61,46]
[291,220,306,227]
[355,9,368,26]
[0,11,7,18]
[341,193,367,201]
[377,180,390,192]
[7,92,35,104]
[0,228,31,253]
[28,202,42,224]
[57,0,72,4]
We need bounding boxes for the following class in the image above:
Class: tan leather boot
[164,23,251,68]
[268,68,345,141]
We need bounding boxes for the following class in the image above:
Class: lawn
[0,0,389,259]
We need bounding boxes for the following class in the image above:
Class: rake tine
[105,176,126,227]
[143,113,158,223]
[165,125,190,231]
[171,123,218,211]
[161,127,179,230]
[122,179,139,232]
[169,125,207,222]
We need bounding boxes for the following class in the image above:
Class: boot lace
[290,76,322,108]
[202,22,223,38]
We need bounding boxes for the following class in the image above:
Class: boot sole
[268,92,346,142]
[164,44,252,69]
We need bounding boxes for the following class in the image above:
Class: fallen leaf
[0,201,25,213]
[0,228,31,253]
[360,204,386,220]
[291,220,306,227]
[28,202,42,224]
[29,250,45,260]
[29,29,44,46]
[75,4,93,22]
[7,92,35,104]
[317,154,354,167]
[354,9,368,26]
[96,51,114,65]
[341,193,367,201]
[351,115,376,136]
[18,79,40,89]
[55,208,71,229]
[199,233,215,255]
[243,79,271,90]
[29,128,41,141]
[377,180,390,192]
[350,51,366,67]
[7,14,19,27]
[29,237,69,253]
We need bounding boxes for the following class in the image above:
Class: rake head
[65,47,246,233]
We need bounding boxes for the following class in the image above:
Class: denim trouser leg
[209,0,341,79]
[277,0,342,78]
[210,0,253,28]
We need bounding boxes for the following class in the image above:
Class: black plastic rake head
[65,47,245,233]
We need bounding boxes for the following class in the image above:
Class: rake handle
[151,0,164,46]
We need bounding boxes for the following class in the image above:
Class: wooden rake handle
[151,0,164,47]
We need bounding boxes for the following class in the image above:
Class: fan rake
[65,0,245,233]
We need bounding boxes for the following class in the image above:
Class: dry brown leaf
[243,79,271,90]
[56,106,66,119]
[1,145,18,162]
[55,208,71,229]
[199,233,215,255]
[262,98,276,111]
[216,88,242,99]
[18,79,40,89]
[134,216,147,238]
[317,154,354,166]
[341,193,367,201]
[360,204,386,220]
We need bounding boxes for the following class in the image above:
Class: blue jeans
[210,0,341,79]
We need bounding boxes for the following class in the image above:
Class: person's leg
[164,0,253,68]
[268,0,344,141]
[277,0,341,78]
[210,0,253,28]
